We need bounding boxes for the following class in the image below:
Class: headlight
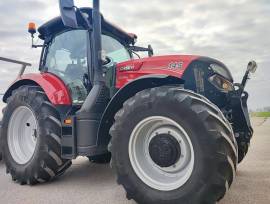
[209,74,234,93]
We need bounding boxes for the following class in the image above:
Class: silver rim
[129,116,195,191]
[7,106,38,165]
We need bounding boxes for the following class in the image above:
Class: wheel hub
[149,134,181,168]
[129,116,195,191]
[7,106,38,165]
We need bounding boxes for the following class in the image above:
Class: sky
[0,0,269,110]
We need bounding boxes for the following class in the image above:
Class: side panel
[115,55,199,88]
[3,73,72,105]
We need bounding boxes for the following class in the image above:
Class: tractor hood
[117,55,199,76]
[115,55,233,88]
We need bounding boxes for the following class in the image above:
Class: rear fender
[97,74,184,146]
[3,73,72,105]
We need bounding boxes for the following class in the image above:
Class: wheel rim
[7,106,38,165]
[129,116,195,191]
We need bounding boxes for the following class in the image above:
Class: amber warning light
[28,22,36,35]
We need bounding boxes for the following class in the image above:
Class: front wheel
[109,87,237,204]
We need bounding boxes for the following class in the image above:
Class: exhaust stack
[76,0,108,156]
[59,0,108,158]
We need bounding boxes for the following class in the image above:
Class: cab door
[43,30,90,105]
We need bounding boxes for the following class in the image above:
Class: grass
[251,112,270,117]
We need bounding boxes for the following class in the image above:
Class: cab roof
[38,8,136,45]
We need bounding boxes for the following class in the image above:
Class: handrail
[0,56,32,77]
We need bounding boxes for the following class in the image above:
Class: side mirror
[59,0,78,28]
[241,60,258,89]
[247,60,257,73]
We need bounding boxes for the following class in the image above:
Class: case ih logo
[119,65,135,71]
[168,61,183,69]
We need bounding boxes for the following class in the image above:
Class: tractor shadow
[58,157,115,184]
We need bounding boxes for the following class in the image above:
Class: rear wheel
[109,87,237,204]
[0,86,71,184]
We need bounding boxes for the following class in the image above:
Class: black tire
[88,152,111,164]
[109,86,238,204]
[0,86,71,185]
[237,142,249,163]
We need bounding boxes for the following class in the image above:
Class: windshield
[102,35,131,63]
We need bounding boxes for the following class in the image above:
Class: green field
[251,112,270,117]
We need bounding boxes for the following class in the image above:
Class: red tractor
[0,0,257,203]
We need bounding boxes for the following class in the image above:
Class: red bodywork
[116,55,199,88]
[5,55,199,105]
[15,73,71,105]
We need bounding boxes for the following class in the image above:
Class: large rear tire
[0,86,71,185]
[109,87,237,204]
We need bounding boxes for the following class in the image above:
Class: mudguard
[3,73,72,105]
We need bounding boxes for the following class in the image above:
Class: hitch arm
[0,56,32,77]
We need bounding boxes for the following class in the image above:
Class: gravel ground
[0,117,269,204]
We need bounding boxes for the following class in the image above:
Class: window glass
[45,30,88,104]
[102,35,131,63]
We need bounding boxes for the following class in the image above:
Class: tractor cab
[36,8,135,104]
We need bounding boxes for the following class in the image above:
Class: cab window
[102,35,131,63]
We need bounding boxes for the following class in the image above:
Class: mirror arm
[241,70,250,89]
[30,35,44,48]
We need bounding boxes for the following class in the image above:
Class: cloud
[0,0,269,109]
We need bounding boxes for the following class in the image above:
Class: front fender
[3,73,72,105]
[97,74,184,146]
